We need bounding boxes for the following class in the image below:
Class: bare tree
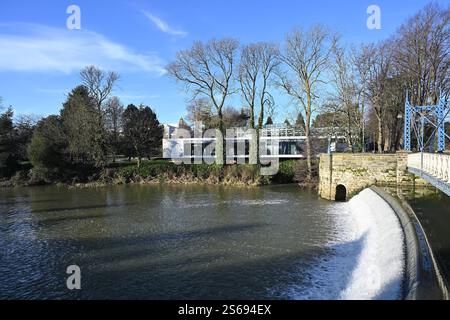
[364,42,397,153]
[185,98,213,127]
[331,42,357,151]
[79,65,119,166]
[167,39,239,164]
[80,65,120,111]
[352,44,374,152]
[222,106,248,128]
[266,99,277,121]
[239,42,279,163]
[276,25,335,179]
[394,3,449,106]
[104,97,124,163]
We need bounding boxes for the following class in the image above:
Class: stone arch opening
[335,184,347,202]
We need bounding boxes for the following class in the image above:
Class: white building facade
[163,123,348,162]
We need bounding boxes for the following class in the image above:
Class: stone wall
[318,152,418,201]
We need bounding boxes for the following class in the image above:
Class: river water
[397,186,450,290]
[0,184,404,300]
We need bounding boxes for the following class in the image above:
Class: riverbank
[0,159,319,189]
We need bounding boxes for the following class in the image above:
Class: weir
[370,187,447,300]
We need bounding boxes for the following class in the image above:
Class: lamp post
[420,114,425,177]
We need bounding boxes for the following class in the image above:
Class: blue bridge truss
[404,91,449,153]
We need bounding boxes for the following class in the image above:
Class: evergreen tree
[27,115,66,179]
[60,85,106,167]
[122,104,163,167]
[295,113,306,130]
[0,107,17,177]
[13,115,38,162]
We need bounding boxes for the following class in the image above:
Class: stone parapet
[319,152,419,201]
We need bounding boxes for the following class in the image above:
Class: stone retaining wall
[319,152,422,201]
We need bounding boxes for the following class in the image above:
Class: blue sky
[0,0,448,124]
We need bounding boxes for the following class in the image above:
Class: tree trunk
[362,123,365,153]
[249,129,258,165]
[361,97,366,153]
[216,113,225,165]
[256,106,265,166]
[384,135,390,152]
[305,112,312,180]
[377,119,383,154]
[305,89,312,180]
[134,144,141,168]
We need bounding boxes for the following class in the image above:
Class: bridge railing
[407,153,450,183]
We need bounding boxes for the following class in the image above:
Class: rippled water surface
[0,184,350,299]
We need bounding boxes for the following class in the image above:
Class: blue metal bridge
[404,91,450,196]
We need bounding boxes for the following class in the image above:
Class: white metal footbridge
[407,153,450,196]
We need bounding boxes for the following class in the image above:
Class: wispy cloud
[117,93,160,100]
[35,88,70,95]
[0,23,167,75]
[143,11,187,37]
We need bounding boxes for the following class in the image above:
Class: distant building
[162,121,349,162]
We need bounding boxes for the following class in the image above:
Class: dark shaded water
[400,186,450,289]
[0,184,344,299]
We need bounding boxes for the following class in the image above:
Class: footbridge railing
[407,153,450,196]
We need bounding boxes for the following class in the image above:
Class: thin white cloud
[118,93,160,100]
[143,11,187,37]
[35,88,70,95]
[0,23,167,75]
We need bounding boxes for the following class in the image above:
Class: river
[397,186,450,290]
[0,184,404,300]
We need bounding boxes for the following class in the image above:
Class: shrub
[273,160,296,183]
[29,166,59,185]
[116,160,262,185]
[10,170,29,186]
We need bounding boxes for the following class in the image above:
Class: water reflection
[1,185,341,299]
[383,184,450,291]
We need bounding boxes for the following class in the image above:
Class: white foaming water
[286,188,405,300]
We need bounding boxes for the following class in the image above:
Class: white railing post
[446,154,450,183]
[408,152,450,193]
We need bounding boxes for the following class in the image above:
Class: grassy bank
[1,159,319,188]
[109,159,318,187]
[112,161,266,186]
